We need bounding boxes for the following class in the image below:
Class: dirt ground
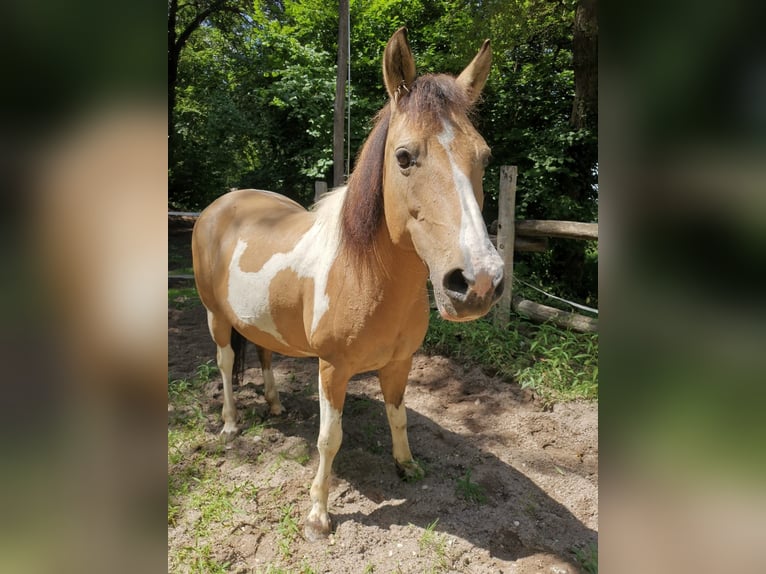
[168,228,598,573]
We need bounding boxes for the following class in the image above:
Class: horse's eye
[396,149,413,170]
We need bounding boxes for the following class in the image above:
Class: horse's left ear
[457,39,492,103]
[383,27,417,104]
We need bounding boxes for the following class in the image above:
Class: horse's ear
[383,27,416,104]
[457,39,492,103]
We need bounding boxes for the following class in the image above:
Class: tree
[168,0,249,171]
[333,0,349,187]
[571,0,598,131]
[168,0,598,303]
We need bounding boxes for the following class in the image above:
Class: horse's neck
[368,225,429,298]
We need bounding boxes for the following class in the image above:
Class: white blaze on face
[436,121,501,282]
[227,190,344,343]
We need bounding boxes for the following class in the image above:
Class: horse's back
[192,189,313,315]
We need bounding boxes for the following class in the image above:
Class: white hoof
[220,422,239,439]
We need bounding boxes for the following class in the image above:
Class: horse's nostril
[443,268,470,296]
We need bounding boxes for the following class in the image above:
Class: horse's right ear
[383,27,416,104]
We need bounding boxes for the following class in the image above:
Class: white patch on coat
[227,189,345,343]
[436,121,502,277]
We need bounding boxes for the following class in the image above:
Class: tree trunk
[550,0,598,301]
[571,0,598,130]
[333,0,349,187]
[168,0,178,174]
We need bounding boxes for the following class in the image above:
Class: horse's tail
[231,327,247,387]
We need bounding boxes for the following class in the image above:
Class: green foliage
[516,322,598,403]
[573,542,598,574]
[418,518,449,571]
[176,543,230,574]
[455,468,487,504]
[276,504,301,558]
[168,285,199,310]
[423,310,598,405]
[169,0,598,302]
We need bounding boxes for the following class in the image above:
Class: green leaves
[422,310,598,405]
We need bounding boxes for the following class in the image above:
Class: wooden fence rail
[492,165,598,333]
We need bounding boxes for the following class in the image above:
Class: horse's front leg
[304,359,349,541]
[379,356,424,481]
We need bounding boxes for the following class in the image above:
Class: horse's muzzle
[440,265,505,319]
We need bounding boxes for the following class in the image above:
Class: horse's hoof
[220,423,239,441]
[268,403,284,416]
[303,515,332,541]
[396,459,425,482]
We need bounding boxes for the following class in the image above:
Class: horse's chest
[328,288,429,368]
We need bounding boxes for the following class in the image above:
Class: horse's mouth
[432,284,500,322]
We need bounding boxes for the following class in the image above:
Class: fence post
[494,166,517,327]
[314,181,328,202]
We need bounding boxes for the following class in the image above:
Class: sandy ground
[168,302,597,574]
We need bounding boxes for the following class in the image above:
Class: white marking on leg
[217,343,238,435]
[385,402,413,464]
[306,372,342,537]
[262,367,283,415]
[437,122,503,282]
[227,190,345,343]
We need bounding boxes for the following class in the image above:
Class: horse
[192,27,504,540]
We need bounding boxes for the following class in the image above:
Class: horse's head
[381,28,504,321]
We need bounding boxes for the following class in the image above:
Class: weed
[243,421,268,437]
[362,564,375,574]
[274,441,311,466]
[175,543,230,574]
[522,496,541,521]
[169,359,218,409]
[455,468,487,504]
[347,396,375,415]
[195,359,219,383]
[169,286,200,309]
[190,480,239,536]
[573,542,598,574]
[276,504,301,558]
[416,518,449,571]
[257,565,316,574]
[423,311,598,404]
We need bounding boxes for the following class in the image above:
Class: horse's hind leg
[206,310,238,437]
[255,345,283,416]
[379,356,424,481]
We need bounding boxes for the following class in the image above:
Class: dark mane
[340,74,475,271]
[340,104,391,272]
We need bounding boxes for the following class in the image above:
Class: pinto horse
[192,28,504,540]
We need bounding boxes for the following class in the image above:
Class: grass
[176,543,230,574]
[169,285,200,309]
[455,468,487,504]
[418,518,449,572]
[573,542,598,574]
[276,504,301,558]
[169,360,217,399]
[422,310,598,405]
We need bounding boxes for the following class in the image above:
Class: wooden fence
[492,165,598,333]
